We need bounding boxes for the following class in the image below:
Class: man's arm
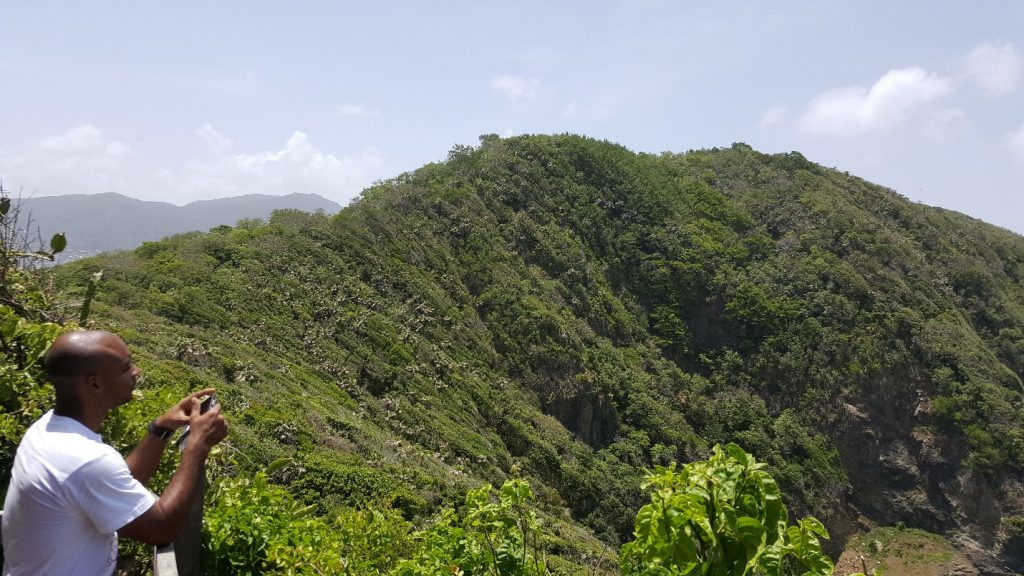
[119,398,227,545]
[123,432,172,487]
[124,388,214,485]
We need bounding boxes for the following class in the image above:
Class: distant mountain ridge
[18,192,341,259]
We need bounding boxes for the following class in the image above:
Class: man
[2,330,228,575]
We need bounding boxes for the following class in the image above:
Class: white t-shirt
[2,410,156,576]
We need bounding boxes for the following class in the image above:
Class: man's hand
[152,388,216,431]
[121,395,228,546]
[184,396,227,454]
[125,388,223,484]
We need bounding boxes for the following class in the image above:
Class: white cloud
[798,67,953,136]
[0,126,383,205]
[562,100,578,117]
[337,103,380,117]
[196,124,233,155]
[919,107,969,142]
[1007,122,1024,158]
[0,125,137,196]
[173,131,383,203]
[491,75,542,101]
[964,42,1021,96]
[39,125,113,153]
[759,104,788,129]
[501,128,517,137]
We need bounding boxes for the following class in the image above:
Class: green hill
[55,135,1024,572]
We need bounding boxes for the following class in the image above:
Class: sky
[1,1,1022,233]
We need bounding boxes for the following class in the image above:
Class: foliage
[620,444,832,576]
[45,134,1024,568]
[0,188,165,570]
[203,474,546,576]
[203,472,348,574]
[0,189,67,320]
[0,188,74,491]
[1003,515,1024,537]
[0,305,64,455]
[394,479,546,576]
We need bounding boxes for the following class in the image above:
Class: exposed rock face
[836,388,1024,574]
[546,390,618,448]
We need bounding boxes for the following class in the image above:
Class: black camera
[176,393,219,449]
[199,393,218,414]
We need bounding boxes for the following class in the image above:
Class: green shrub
[395,479,546,576]
[0,305,65,481]
[620,444,833,576]
[204,472,346,574]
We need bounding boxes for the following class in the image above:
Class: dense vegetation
[3,134,1023,572]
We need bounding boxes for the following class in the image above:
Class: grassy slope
[58,135,1024,567]
[836,527,965,576]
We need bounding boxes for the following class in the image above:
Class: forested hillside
[48,135,1024,572]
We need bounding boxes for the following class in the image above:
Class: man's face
[94,334,140,407]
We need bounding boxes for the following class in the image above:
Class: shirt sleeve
[65,450,158,535]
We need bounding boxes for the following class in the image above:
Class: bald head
[45,330,140,427]
[45,331,129,383]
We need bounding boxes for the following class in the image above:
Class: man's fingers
[188,388,216,400]
[192,402,222,423]
[181,389,215,415]
[189,402,228,448]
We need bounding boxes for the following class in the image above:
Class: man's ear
[85,373,102,394]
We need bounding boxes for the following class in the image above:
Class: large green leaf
[49,232,67,254]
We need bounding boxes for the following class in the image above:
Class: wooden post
[170,465,205,575]
[154,428,207,576]
[153,545,178,576]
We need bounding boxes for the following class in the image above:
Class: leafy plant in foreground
[620,444,833,576]
[393,479,547,576]
[0,305,64,458]
[0,189,74,488]
[202,473,546,575]
[203,471,346,574]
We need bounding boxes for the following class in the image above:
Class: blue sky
[1,1,1022,233]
